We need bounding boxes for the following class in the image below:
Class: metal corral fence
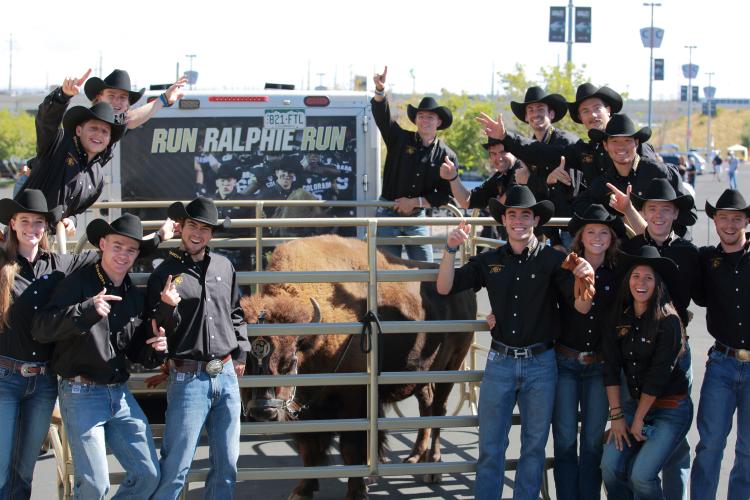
[50,200,571,500]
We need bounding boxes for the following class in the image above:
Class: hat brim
[588,127,651,144]
[406,104,453,130]
[705,200,750,219]
[488,197,554,227]
[86,219,157,257]
[510,94,568,124]
[62,106,126,144]
[167,201,231,230]
[617,250,681,293]
[84,77,146,105]
[632,192,694,213]
[567,212,626,239]
[568,87,624,124]
[0,199,63,227]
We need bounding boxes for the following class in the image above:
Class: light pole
[705,71,715,159]
[644,3,661,129]
[186,54,196,89]
[567,0,574,63]
[685,45,697,152]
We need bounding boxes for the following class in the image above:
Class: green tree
[0,109,36,161]
[741,120,750,148]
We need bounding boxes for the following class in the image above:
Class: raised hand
[547,156,572,186]
[607,182,633,215]
[62,68,92,97]
[160,275,181,307]
[373,66,387,91]
[146,319,169,352]
[158,218,176,241]
[93,288,122,317]
[440,156,458,180]
[164,75,188,105]
[476,112,506,140]
[447,221,472,248]
[61,217,76,237]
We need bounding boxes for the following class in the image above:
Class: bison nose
[248,404,279,422]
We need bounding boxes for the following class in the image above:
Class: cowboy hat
[86,213,157,256]
[84,69,145,106]
[510,86,568,123]
[0,189,63,226]
[407,97,453,130]
[705,189,750,219]
[618,245,680,293]
[588,114,651,144]
[481,137,504,150]
[62,102,126,144]
[631,178,694,214]
[567,203,626,239]
[488,185,554,226]
[167,196,230,230]
[568,83,623,124]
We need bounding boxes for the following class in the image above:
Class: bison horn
[309,298,322,323]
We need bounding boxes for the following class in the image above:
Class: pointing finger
[100,294,122,302]
[97,287,107,296]
[78,68,92,85]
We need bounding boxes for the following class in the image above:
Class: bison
[240,235,477,500]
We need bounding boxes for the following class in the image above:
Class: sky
[1,0,746,101]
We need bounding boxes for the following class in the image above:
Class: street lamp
[684,45,697,152]
[643,3,662,129]
[186,54,197,89]
[705,72,715,161]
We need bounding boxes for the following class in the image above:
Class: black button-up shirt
[449,239,575,347]
[603,310,687,400]
[623,232,700,326]
[148,249,249,363]
[19,87,114,225]
[559,263,621,353]
[32,261,160,384]
[526,127,581,217]
[695,239,750,349]
[0,250,99,362]
[467,162,519,209]
[371,98,454,208]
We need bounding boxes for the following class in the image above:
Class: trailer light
[208,96,269,102]
[178,99,201,110]
[304,96,330,107]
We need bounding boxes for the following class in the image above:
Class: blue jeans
[0,359,57,499]
[552,354,608,500]
[691,348,750,500]
[58,379,160,500]
[376,206,433,262]
[728,168,738,189]
[601,397,693,500]
[476,347,557,500]
[661,343,692,500]
[152,363,241,500]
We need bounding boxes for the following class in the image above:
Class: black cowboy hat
[705,189,750,219]
[407,97,453,130]
[568,83,623,124]
[618,245,680,293]
[631,178,695,214]
[481,137,504,150]
[567,203,626,239]
[0,189,63,226]
[62,102,126,144]
[86,213,157,256]
[588,114,651,144]
[84,69,145,105]
[216,162,240,180]
[168,196,230,230]
[488,185,555,226]
[510,86,568,123]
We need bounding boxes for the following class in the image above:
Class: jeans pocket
[0,366,10,379]
[60,381,92,396]
[170,371,195,385]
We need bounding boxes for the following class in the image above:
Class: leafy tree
[0,109,36,162]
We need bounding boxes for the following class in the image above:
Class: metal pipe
[366,218,379,475]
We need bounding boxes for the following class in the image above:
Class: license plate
[264,109,306,129]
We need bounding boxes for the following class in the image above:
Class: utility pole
[685,45,697,152]
[566,0,574,63]
[186,54,197,89]
[706,71,715,159]
[644,2,661,129]
[8,34,13,94]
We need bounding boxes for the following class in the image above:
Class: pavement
[23,167,749,499]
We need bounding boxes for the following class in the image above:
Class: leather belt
[490,340,553,359]
[652,393,688,409]
[713,342,750,362]
[554,344,603,365]
[0,355,47,377]
[171,355,232,376]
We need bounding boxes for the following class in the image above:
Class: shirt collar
[94,261,131,292]
[644,229,675,248]
[501,235,540,258]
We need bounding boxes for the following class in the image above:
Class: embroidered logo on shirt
[172,274,183,285]
[405,146,416,155]
[488,264,504,274]
[616,324,631,338]
[581,154,594,164]
[711,257,722,269]
[65,153,77,167]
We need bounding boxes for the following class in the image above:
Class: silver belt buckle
[205,359,224,377]
[736,349,750,362]
[20,363,41,377]
[577,351,594,364]
[511,348,530,359]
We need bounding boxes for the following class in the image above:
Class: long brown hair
[570,225,621,268]
[0,215,51,330]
